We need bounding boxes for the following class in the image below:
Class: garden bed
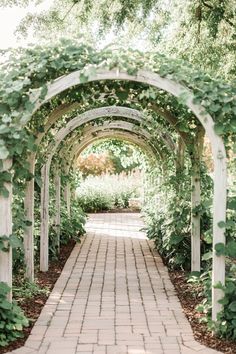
[169,270,236,354]
[0,239,76,354]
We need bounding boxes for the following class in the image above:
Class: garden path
[8,213,221,354]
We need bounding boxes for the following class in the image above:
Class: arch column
[24,153,36,281]
[64,183,71,217]
[63,165,71,217]
[190,127,204,272]
[23,103,80,280]
[54,166,61,253]
[40,162,50,272]
[0,159,13,300]
[212,153,227,321]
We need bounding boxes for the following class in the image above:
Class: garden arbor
[0,43,230,322]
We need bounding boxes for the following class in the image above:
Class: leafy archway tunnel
[0,40,235,346]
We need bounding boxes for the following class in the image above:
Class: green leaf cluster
[0,282,29,347]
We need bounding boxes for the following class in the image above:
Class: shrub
[0,282,29,347]
[76,172,142,212]
[145,194,191,270]
[47,200,86,259]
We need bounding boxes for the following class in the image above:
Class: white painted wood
[212,156,227,321]
[65,183,71,217]
[191,163,201,272]
[40,112,163,271]
[23,103,79,280]
[29,68,226,321]
[54,169,61,253]
[40,107,161,272]
[23,154,36,281]
[0,159,13,301]
[191,128,204,273]
[70,131,159,167]
[40,162,50,272]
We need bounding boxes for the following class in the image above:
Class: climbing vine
[0,38,236,346]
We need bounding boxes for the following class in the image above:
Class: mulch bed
[0,239,76,354]
[169,270,236,354]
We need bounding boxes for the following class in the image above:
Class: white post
[40,162,50,272]
[190,129,204,273]
[24,154,36,281]
[54,169,61,253]
[212,155,227,321]
[0,159,13,301]
[191,160,201,272]
[64,183,71,217]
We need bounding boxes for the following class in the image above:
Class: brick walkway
[9,213,220,354]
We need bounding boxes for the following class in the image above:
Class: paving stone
[5,214,222,354]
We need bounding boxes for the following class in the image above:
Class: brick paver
[8,213,221,354]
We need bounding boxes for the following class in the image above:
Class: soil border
[169,270,236,354]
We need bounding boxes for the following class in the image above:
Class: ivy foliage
[0,39,235,201]
[0,282,28,347]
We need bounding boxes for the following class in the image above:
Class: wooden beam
[0,159,13,301]
[54,169,61,253]
[40,163,50,272]
[23,154,36,281]
[191,127,204,272]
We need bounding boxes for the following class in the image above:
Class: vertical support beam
[176,137,185,173]
[24,153,36,281]
[191,161,201,272]
[191,128,204,273]
[175,137,185,195]
[64,183,71,217]
[212,152,227,321]
[54,169,61,253]
[0,159,13,300]
[40,162,50,272]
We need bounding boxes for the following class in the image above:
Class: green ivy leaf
[228,301,236,312]
[214,123,224,135]
[0,125,10,134]
[0,145,9,159]
[80,73,88,83]
[0,300,11,310]
[226,241,236,258]
[0,186,9,198]
[218,221,226,228]
[202,251,212,261]
[0,282,10,296]
[228,198,236,210]
[8,235,23,249]
[215,243,225,256]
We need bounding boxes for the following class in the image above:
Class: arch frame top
[30,68,226,163]
[31,68,226,322]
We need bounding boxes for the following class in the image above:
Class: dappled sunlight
[85,213,147,239]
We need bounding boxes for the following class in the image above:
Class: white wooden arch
[1,68,227,321]
[24,105,174,281]
[59,116,173,165]
[63,122,162,168]
[40,113,169,272]
[23,100,191,281]
[59,127,161,219]
[52,129,159,246]
[70,132,158,168]
[40,107,171,271]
